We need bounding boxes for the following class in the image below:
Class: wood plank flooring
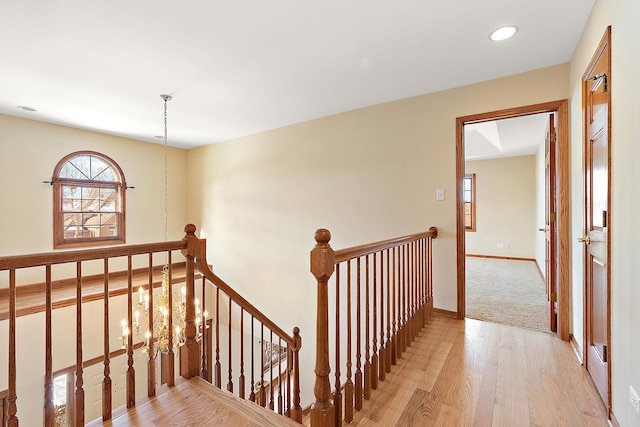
[308,316,608,426]
[91,377,300,427]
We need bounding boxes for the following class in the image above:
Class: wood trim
[608,410,620,427]
[465,254,537,262]
[433,308,458,318]
[456,99,570,339]
[464,173,477,232]
[569,334,584,365]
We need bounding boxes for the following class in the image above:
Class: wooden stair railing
[309,227,438,427]
[190,229,303,423]
[0,224,302,426]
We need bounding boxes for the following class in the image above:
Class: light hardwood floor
[315,316,608,426]
[90,376,300,427]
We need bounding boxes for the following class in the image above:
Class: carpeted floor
[465,256,550,333]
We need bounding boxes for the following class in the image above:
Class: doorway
[455,100,570,340]
[464,113,552,333]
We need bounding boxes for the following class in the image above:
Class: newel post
[310,229,336,427]
[181,224,202,378]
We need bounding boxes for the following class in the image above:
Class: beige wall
[465,156,537,259]
[187,63,569,406]
[568,0,640,424]
[0,114,188,257]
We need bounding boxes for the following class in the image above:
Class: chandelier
[120,94,206,354]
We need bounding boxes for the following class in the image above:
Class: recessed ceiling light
[17,105,37,112]
[489,26,518,41]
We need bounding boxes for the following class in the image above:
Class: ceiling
[0,1,595,150]
[465,113,550,161]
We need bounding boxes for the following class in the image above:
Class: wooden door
[582,27,611,408]
[544,113,557,332]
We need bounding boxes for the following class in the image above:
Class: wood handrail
[0,241,187,270]
[191,238,297,347]
[334,227,438,263]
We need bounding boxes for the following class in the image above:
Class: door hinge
[602,210,608,228]
[602,344,608,363]
[550,292,557,302]
[590,73,608,93]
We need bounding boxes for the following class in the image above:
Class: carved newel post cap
[314,228,331,245]
[310,229,335,281]
[184,223,197,234]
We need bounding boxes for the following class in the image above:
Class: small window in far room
[52,151,126,248]
[464,173,476,232]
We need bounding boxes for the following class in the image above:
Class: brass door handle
[538,228,547,232]
[578,236,591,245]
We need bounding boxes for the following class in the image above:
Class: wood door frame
[582,26,612,412]
[455,100,570,340]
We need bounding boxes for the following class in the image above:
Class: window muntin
[53,151,126,248]
[464,173,476,232]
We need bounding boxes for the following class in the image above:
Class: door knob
[538,228,547,232]
[578,236,591,244]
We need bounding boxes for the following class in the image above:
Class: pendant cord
[163,98,168,244]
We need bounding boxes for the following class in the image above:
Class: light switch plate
[436,189,445,201]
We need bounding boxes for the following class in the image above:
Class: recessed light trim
[17,105,37,112]
[489,26,518,41]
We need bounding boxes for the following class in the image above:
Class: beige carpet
[465,257,550,333]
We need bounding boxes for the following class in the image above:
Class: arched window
[53,151,126,248]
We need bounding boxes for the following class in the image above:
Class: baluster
[103,260,113,420]
[7,270,18,427]
[206,318,213,383]
[167,253,175,387]
[260,325,266,407]
[355,258,363,410]
[364,254,372,400]
[372,252,379,389]
[398,245,409,359]
[146,256,156,397]
[44,265,54,427]
[278,337,283,415]
[428,231,435,321]
[379,251,386,381]
[291,327,302,423]
[334,263,342,425]
[390,248,397,367]
[269,330,274,410]
[201,276,208,381]
[250,316,256,402]
[310,229,336,427]
[76,262,85,424]
[239,308,246,399]
[402,243,408,353]
[420,239,426,326]
[286,346,292,417]
[385,248,397,373]
[411,241,417,340]
[215,287,221,388]
[398,245,405,358]
[125,257,135,408]
[227,296,233,393]
[345,260,354,422]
